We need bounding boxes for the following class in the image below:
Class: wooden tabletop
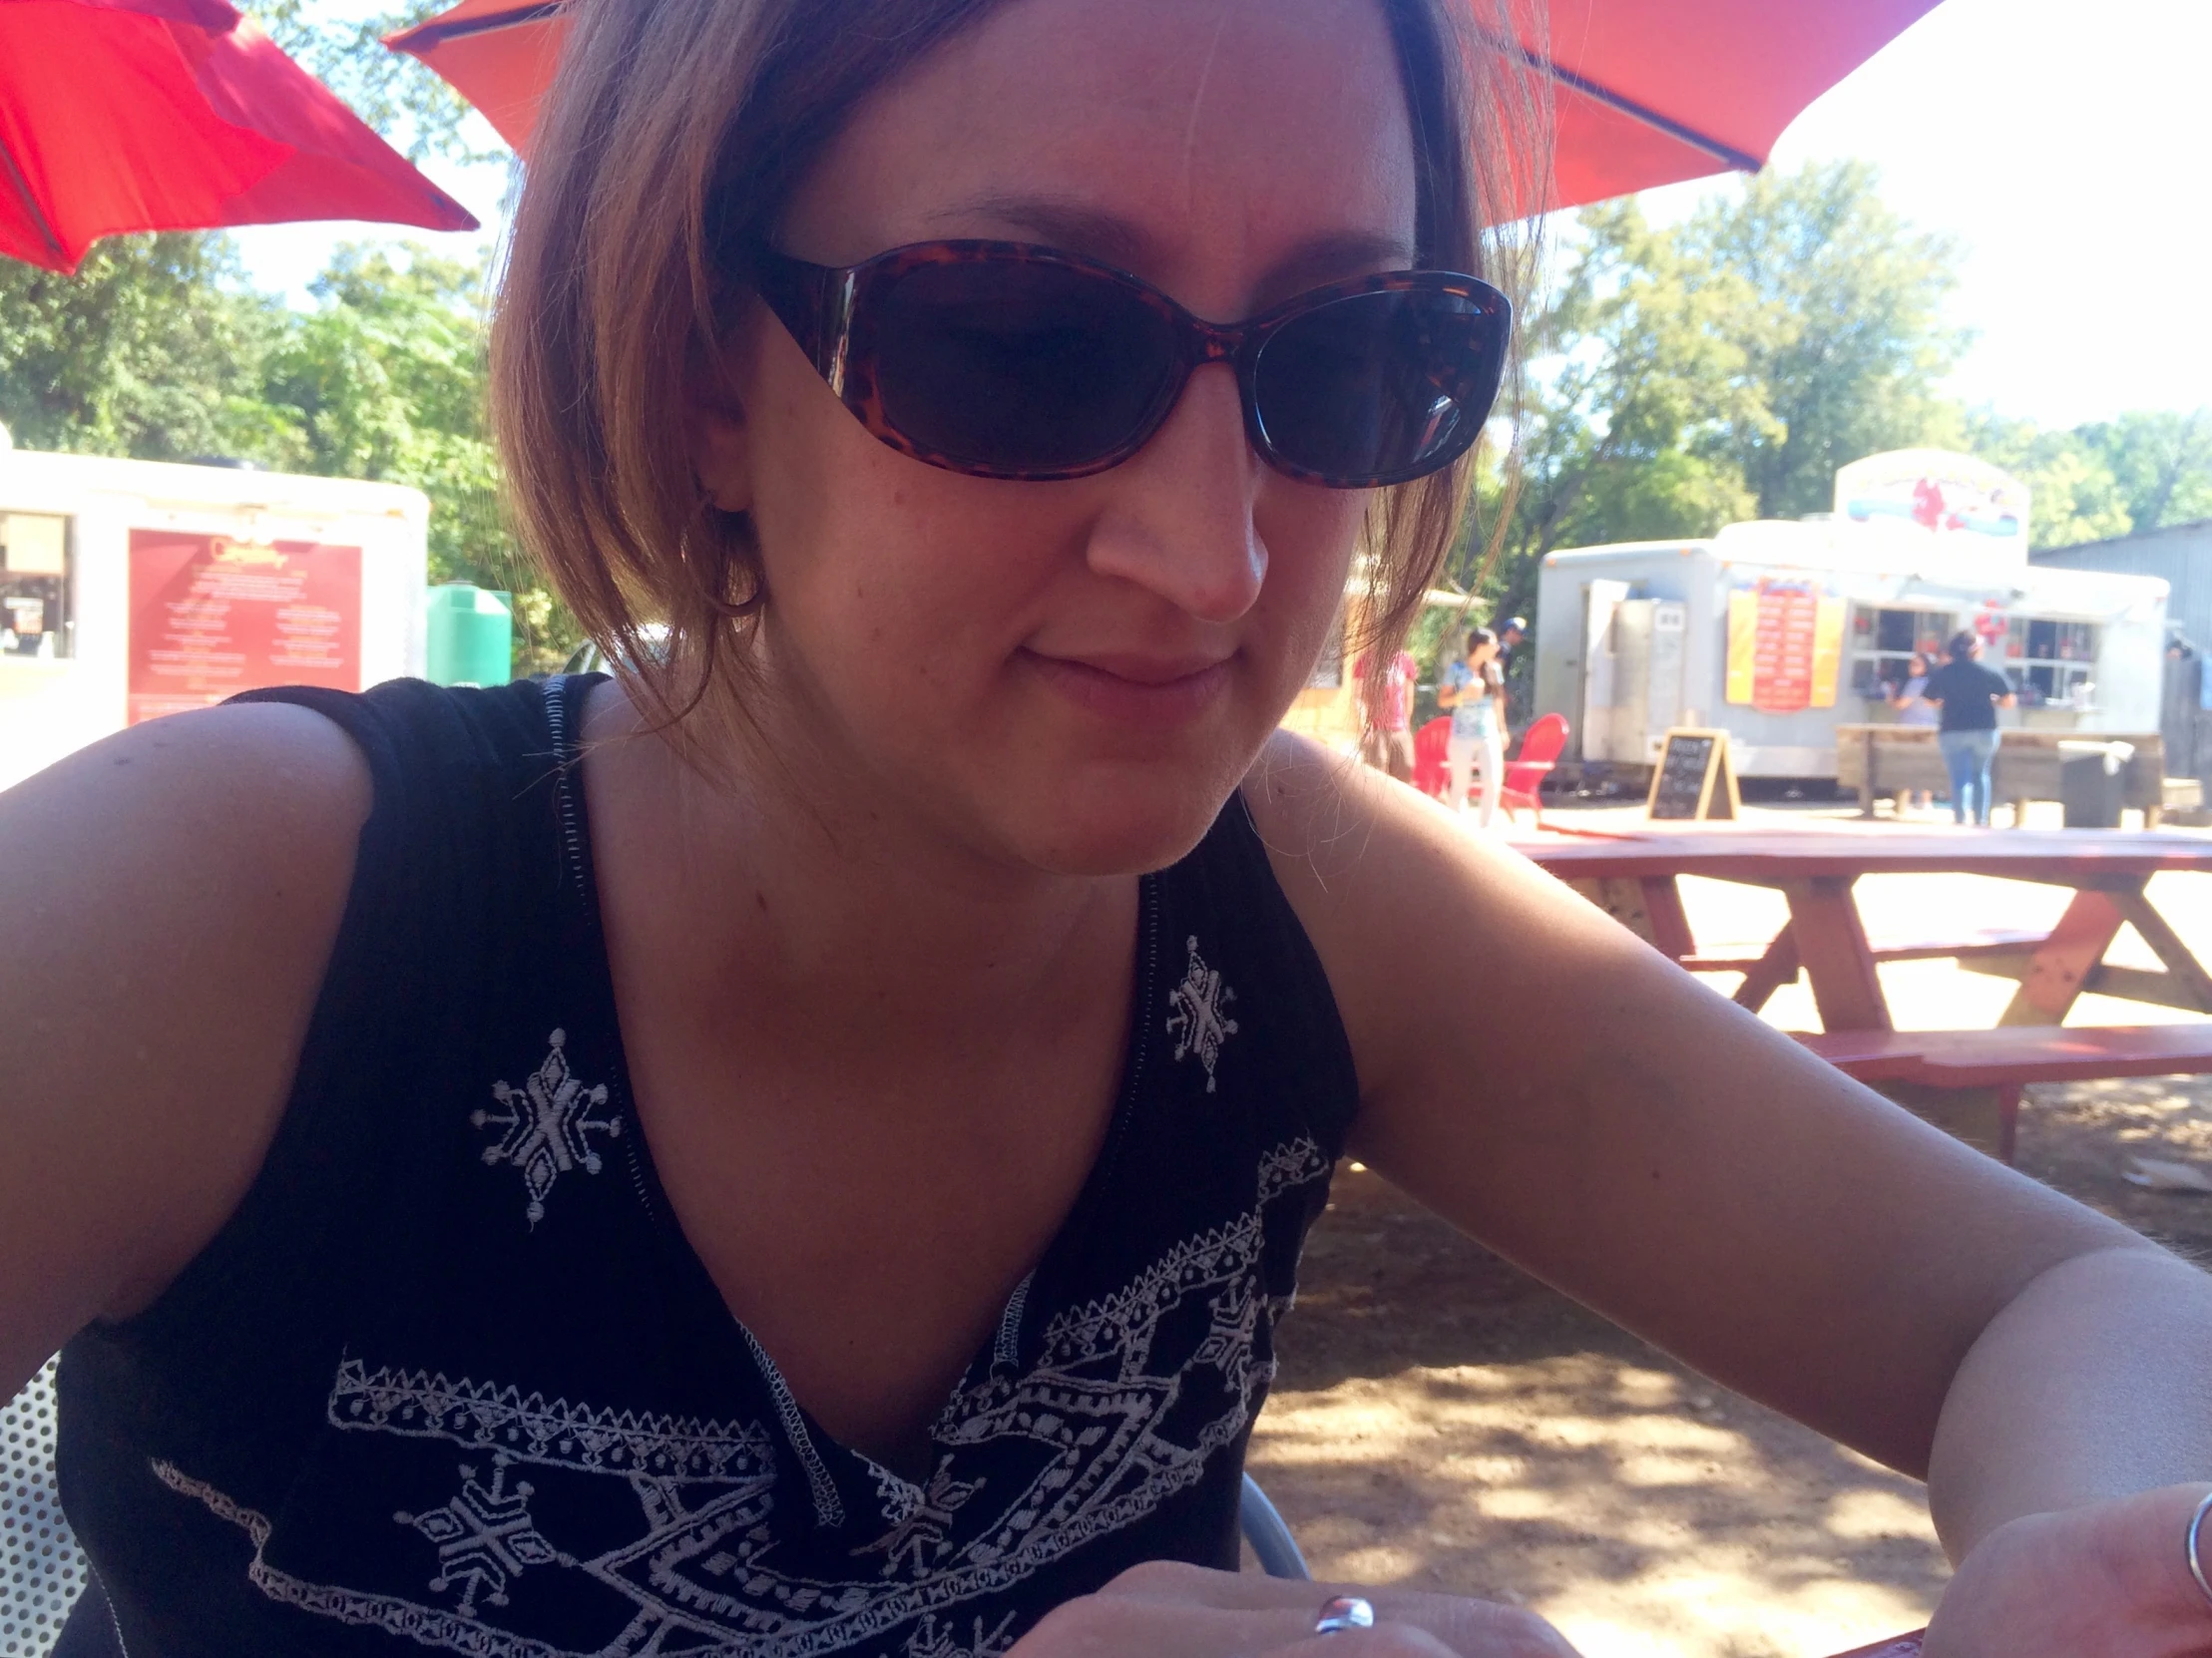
[1506,826,2212,885]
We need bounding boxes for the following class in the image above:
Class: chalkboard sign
[1647,728,1739,820]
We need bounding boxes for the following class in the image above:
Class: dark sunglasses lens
[872,259,1180,474]
[1251,287,1501,484]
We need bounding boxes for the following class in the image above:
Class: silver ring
[2187,1486,2212,1613]
[1314,1595,1375,1636]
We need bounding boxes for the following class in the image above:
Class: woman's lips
[1020,647,1234,728]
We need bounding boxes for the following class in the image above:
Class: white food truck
[1532,450,2172,783]
[0,446,429,791]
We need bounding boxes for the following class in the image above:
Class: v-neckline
[542,673,1165,1520]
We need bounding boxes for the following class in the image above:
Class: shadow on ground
[1253,1166,1940,1658]
[1251,1076,2212,1658]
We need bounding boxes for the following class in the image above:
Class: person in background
[1923,630,2017,827]
[1438,626,1506,826]
[1889,649,1940,815]
[1350,642,1418,782]
[1498,616,1527,664]
[1497,615,1528,711]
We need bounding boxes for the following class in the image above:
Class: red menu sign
[128,531,363,724]
[1750,580,1819,713]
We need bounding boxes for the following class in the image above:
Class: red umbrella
[0,0,478,273]
[387,0,1942,209]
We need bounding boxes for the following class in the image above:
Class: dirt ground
[1246,834,2212,1658]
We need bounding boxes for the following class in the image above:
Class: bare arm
[0,704,366,1396]
[1244,734,2211,1559]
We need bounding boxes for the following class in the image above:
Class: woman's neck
[577,675,1132,1034]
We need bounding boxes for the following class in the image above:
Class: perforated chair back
[3,1360,84,1657]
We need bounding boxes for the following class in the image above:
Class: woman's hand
[1923,1484,2212,1658]
[1011,1562,1579,1658]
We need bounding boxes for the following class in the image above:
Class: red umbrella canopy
[1510,0,1943,211]
[0,0,478,272]
[388,0,1942,211]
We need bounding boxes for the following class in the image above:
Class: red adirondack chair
[1500,712,1569,827]
[1411,716,1451,799]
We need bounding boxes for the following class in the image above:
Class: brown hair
[492,0,1547,733]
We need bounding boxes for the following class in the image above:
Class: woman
[1923,631,2018,827]
[4,1,2209,1655]
[1438,626,1508,827]
[1889,650,1940,815]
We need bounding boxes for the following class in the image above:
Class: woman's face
[690,0,1419,875]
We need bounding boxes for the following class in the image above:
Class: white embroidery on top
[853,1457,980,1578]
[394,1454,570,1617]
[1164,936,1238,1092]
[903,1609,1020,1658]
[474,1029,623,1226]
[160,1195,1286,1658]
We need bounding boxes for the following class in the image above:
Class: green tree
[1461,163,1971,669]
[1679,162,1968,521]
[253,0,496,165]
[1960,407,2212,552]
[1963,413,2131,550]
[256,243,573,669]
[2078,409,2212,534]
[0,233,287,461]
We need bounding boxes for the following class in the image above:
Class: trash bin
[2057,739,2131,829]
[425,584,513,687]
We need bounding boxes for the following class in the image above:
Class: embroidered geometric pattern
[473,1030,623,1227]
[1164,936,1239,1092]
[901,1610,1020,1658]
[395,1455,570,1616]
[328,1361,773,1482]
[158,1198,1288,1658]
[152,1458,582,1658]
[852,1457,980,1578]
[1256,1136,1328,1205]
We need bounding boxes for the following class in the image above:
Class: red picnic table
[1508,823,2212,1159]
[1507,824,2212,1035]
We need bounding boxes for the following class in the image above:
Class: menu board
[1725,581,1845,713]
[1647,727,1738,820]
[128,530,362,724]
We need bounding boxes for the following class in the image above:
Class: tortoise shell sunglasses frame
[745,238,1512,487]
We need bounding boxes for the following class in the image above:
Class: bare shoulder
[1238,729,1645,1105]
[0,702,369,1392]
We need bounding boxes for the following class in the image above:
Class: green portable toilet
[425,584,514,687]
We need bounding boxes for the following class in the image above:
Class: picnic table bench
[1796,1025,2212,1160]
[1512,825,2212,1160]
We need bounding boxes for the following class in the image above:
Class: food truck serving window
[1997,617,2098,706]
[0,512,70,659]
[1848,605,1952,697]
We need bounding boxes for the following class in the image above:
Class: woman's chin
[990,764,1250,878]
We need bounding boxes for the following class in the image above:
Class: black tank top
[55,675,1359,1658]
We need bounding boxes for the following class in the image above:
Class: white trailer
[0,449,428,791]
[1534,518,2170,782]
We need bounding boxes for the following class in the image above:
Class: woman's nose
[1079,365,1266,623]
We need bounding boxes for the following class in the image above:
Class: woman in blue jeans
[1922,630,2018,825]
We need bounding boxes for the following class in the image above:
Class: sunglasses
[747,239,1511,488]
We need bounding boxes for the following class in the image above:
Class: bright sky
[232,0,2212,433]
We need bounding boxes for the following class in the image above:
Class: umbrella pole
[0,130,66,266]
